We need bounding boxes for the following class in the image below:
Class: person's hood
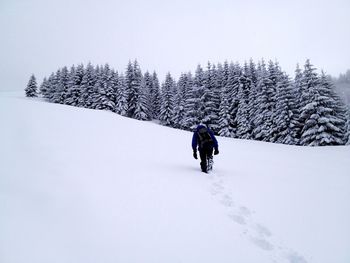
[196,125,207,132]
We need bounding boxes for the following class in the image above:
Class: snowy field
[1,91,350,263]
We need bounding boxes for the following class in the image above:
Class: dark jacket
[192,125,218,151]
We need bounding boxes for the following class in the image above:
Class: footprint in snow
[228,213,246,225]
[220,194,235,207]
[239,206,252,216]
[210,182,224,195]
[285,251,308,263]
[250,237,274,251]
[254,223,272,238]
[207,176,307,263]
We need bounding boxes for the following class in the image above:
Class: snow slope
[1,92,350,263]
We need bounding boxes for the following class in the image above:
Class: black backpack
[197,127,214,148]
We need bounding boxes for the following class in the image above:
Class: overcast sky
[1,0,349,91]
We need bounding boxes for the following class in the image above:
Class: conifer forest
[25,59,350,146]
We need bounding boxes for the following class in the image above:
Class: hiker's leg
[199,150,207,172]
[207,147,213,158]
[206,147,214,170]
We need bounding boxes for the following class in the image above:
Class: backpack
[197,127,214,148]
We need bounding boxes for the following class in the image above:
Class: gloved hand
[193,151,198,159]
[214,149,219,155]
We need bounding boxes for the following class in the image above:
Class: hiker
[192,124,219,173]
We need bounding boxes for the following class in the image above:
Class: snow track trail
[206,170,308,263]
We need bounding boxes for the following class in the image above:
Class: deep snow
[1,91,349,263]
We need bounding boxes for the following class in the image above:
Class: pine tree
[195,64,206,124]
[248,58,258,86]
[25,74,38,97]
[151,72,161,120]
[134,77,151,120]
[183,71,201,130]
[274,75,299,144]
[79,63,96,108]
[251,71,275,141]
[211,64,223,133]
[299,60,319,109]
[65,64,84,106]
[115,74,128,116]
[309,72,347,145]
[39,77,49,98]
[143,72,152,110]
[222,61,230,88]
[57,66,70,104]
[266,61,280,142]
[224,64,241,137]
[45,73,56,102]
[218,87,231,137]
[299,60,321,145]
[125,60,142,118]
[291,64,303,143]
[202,62,218,130]
[101,64,116,111]
[235,76,252,139]
[181,73,197,130]
[173,73,189,129]
[49,70,61,103]
[92,68,103,110]
[159,73,175,126]
[216,63,225,94]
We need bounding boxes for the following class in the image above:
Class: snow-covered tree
[248,58,258,86]
[159,73,175,126]
[235,76,252,139]
[49,70,62,103]
[65,64,84,106]
[299,60,321,145]
[183,70,201,130]
[91,68,103,109]
[273,75,299,144]
[25,74,38,97]
[222,61,230,88]
[216,63,225,95]
[173,73,189,129]
[308,72,347,145]
[143,71,153,112]
[39,77,49,98]
[79,63,96,108]
[134,76,151,120]
[125,60,143,118]
[115,73,128,116]
[290,64,303,142]
[224,64,241,137]
[45,73,56,101]
[96,64,116,112]
[201,62,218,130]
[56,66,70,104]
[299,60,319,109]
[218,87,231,137]
[180,73,197,130]
[194,64,206,124]
[251,72,275,141]
[151,72,161,120]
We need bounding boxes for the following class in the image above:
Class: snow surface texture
[1,92,350,263]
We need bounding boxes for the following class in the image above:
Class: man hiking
[192,124,219,173]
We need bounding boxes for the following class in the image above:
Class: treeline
[25,59,350,146]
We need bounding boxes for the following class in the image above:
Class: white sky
[1,0,350,91]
